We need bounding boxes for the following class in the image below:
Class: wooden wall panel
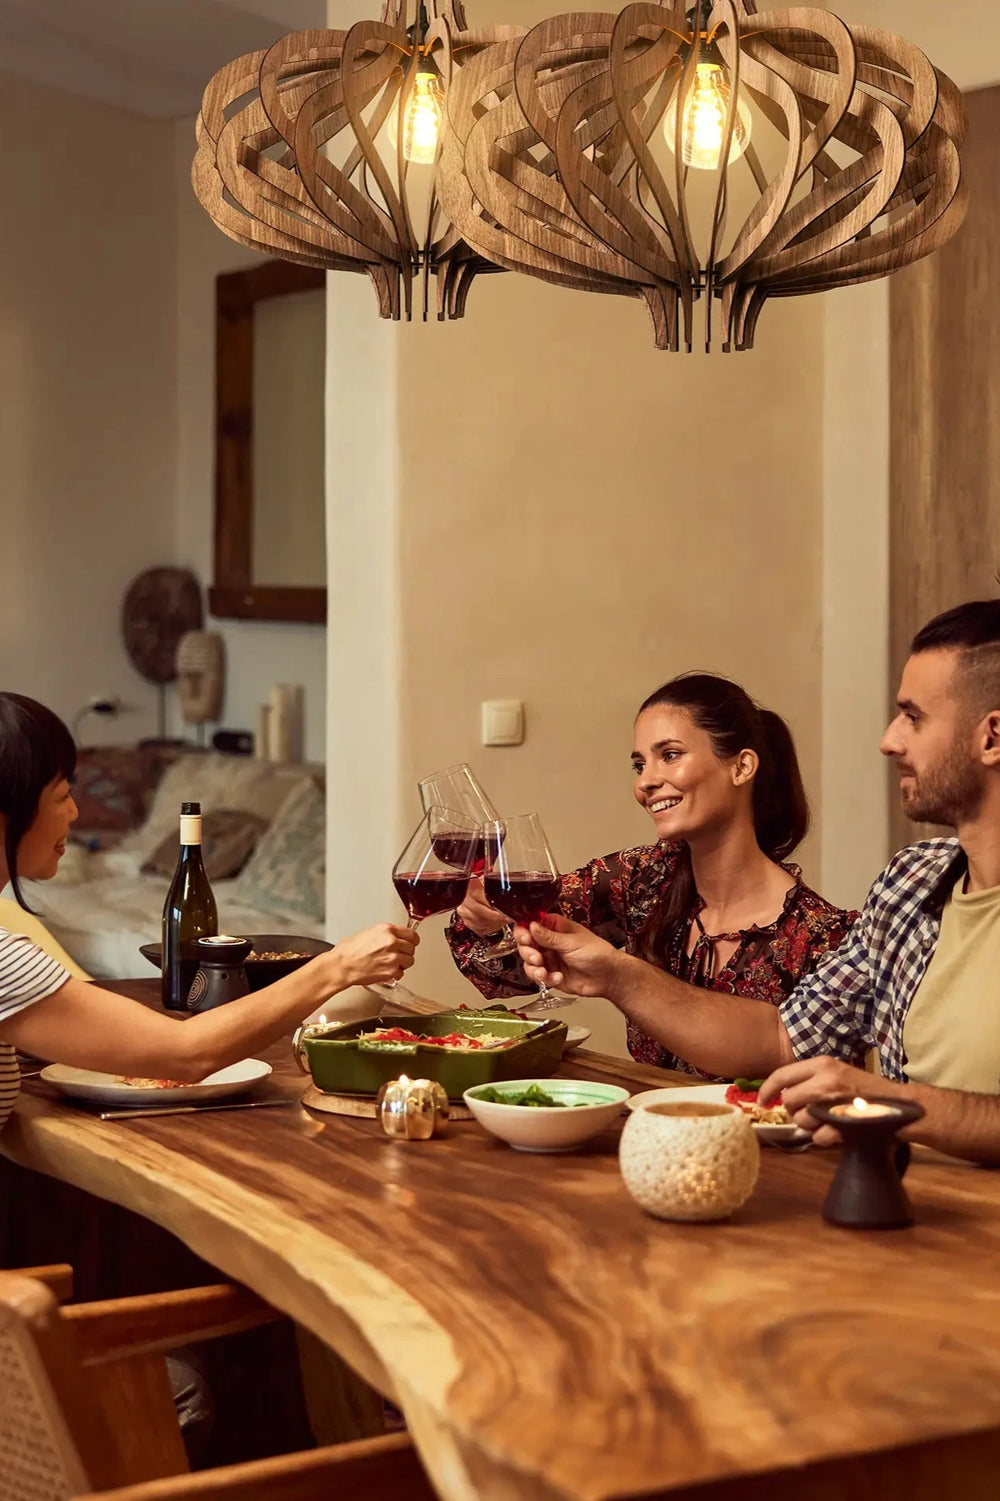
[889,83,1000,851]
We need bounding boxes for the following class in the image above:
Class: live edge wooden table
[5,984,1000,1501]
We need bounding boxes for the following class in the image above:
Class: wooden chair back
[0,1271,114,1501]
[0,1271,436,1501]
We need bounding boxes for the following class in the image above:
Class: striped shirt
[780,839,968,1081]
[0,928,71,1132]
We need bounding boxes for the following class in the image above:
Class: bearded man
[514,600,1000,1162]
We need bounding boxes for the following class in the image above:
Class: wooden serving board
[301,1085,472,1121]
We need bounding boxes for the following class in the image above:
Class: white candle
[830,1096,902,1120]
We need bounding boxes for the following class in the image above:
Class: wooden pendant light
[192,0,522,322]
[438,0,968,349]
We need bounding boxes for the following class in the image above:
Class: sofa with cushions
[26,747,326,979]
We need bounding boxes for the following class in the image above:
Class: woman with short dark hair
[0,693,418,1133]
[448,672,856,1075]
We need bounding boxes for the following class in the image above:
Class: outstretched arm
[515,915,794,1078]
[0,923,417,1081]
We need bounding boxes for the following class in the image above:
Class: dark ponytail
[0,694,76,910]
[752,707,808,862]
[634,673,808,966]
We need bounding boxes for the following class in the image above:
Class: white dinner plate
[40,1058,272,1108]
[626,1082,810,1145]
[563,1025,592,1052]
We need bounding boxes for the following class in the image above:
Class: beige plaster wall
[0,70,176,739]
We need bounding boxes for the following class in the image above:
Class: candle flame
[852,1096,869,1112]
[398,1074,410,1087]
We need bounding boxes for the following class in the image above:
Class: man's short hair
[912,600,1000,653]
[912,602,1000,721]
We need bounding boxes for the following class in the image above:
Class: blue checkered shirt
[779,838,966,1082]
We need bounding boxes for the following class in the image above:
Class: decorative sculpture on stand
[176,632,226,740]
[121,569,204,740]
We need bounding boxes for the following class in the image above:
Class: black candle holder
[808,1095,925,1229]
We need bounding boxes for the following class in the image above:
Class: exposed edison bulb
[401,68,445,165]
[663,61,751,171]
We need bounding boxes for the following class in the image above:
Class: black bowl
[139,934,332,992]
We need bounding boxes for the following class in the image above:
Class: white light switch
[481,699,524,747]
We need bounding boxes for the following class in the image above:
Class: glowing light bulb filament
[663,60,751,171]
[402,68,444,165]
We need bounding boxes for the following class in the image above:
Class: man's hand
[760,1056,897,1145]
[456,877,509,937]
[514,913,626,998]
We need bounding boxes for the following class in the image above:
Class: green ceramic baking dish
[293,1009,568,1101]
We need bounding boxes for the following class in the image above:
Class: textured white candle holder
[619,1100,759,1222]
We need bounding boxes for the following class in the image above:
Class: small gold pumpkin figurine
[376,1075,449,1140]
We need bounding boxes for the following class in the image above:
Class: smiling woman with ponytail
[447,672,856,1077]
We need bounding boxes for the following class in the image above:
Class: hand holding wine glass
[328,923,420,988]
[481,814,563,1010]
[455,877,512,936]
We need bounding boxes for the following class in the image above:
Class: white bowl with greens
[463,1078,630,1153]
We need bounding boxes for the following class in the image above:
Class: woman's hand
[327,923,419,989]
[456,877,509,937]
[514,913,625,999]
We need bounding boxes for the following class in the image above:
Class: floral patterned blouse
[445,843,857,1077]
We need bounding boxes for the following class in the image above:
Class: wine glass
[418,762,515,957]
[392,808,479,932]
[419,763,497,823]
[482,814,564,1010]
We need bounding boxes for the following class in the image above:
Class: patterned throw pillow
[232,779,325,922]
[141,809,267,882]
[72,745,184,849]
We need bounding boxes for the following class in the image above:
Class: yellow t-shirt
[903,876,1000,1093]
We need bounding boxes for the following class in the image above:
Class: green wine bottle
[162,801,219,1012]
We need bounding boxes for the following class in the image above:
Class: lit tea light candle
[377,1075,449,1140]
[829,1096,903,1120]
[808,1093,924,1229]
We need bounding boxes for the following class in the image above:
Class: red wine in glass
[482,872,561,925]
[431,831,489,876]
[482,814,562,1009]
[393,871,472,921]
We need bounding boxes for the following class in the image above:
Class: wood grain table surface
[5,981,1000,1501]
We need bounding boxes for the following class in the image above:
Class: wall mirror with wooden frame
[211,260,326,624]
